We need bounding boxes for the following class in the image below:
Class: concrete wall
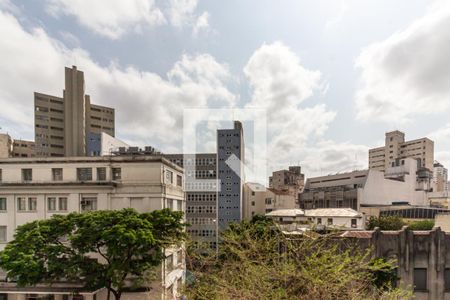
[344,227,450,300]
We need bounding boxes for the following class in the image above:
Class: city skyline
[1,0,450,176]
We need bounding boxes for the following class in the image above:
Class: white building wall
[361,159,427,206]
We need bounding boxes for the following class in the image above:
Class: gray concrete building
[341,226,450,299]
[165,153,218,249]
[217,121,245,230]
[0,134,35,159]
[300,158,430,210]
[35,66,115,157]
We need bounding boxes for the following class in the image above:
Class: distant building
[265,208,365,231]
[0,155,185,299]
[166,153,218,249]
[433,161,448,193]
[269,166,305,202]
[243,182,296,219]
[0,134,34,158]
[300,158,429,210]
[35,66,115,157]
[368,130,434,172]
[217,121,245,230]
[86,132,129,156]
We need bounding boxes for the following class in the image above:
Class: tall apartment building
[433,161,448,193]
[369,130,434,172]
[166,153,218,249]
[35,66,115,157]
[0,155,185,299]
[217,121,245,230]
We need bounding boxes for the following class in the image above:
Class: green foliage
[367,216,405,231]
[184,216,411,300]
[0,209,185,300]
[408,219,435,230]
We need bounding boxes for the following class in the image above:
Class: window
[414,268,427,291]
[59,197,68,211]
[265,198,272,205]
[47,197,56,211]
[77,168,92,181]
[22,169,32,181]
[0,226,6,242]
[28,197,37,211]
[351,218,357,228]
[251,201,255,206]
[112,168,121,180]
[177,175,182,187]
[0,169,2,182]
[317,218,322,225]
[166,170,173,184]
[444,269,450,291]
[327,218,333,225]
[0,198,6,211]
[52,168,63,181]
[97,167,106,181]
[17,197,26,211]
[80,197,97,211]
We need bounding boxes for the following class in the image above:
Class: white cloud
[243,42,348,176]
[0,10,235,148]
[45,0,166,39]
[355,3,450,123]
[193,12,210,36]
[45,0,210,39]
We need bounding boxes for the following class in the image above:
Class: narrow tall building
[35,66,115,157]
[368,130,434,172]
[217,121,245,230]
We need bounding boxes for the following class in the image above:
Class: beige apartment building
[269,166,305,198]
[243,182,297,219]
[369,130,434,172]
[0,134,35,159]
[35,66,115,157]
[0,155,185,300]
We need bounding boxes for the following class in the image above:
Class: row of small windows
[0,167,121,182]
[186,205,216,214]
[187,217,216,225]
[187,229,216,237]
[187,193,216,202]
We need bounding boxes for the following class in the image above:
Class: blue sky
[1,0,450,179]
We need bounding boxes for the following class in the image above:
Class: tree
[184,216,411,300]
[0,208,185,300]
[367,216,405,230]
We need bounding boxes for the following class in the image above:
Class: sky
[1,0,450,182]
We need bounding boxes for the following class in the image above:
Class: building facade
[300,158,429,210]
[35,66,115,157]
[341,226,450,300]
[0,134,35,159]
[433,161,448,193]
[243,182,297,219]
[369,130,434,172]
[269,166,305,200]
[217,121,245,230]
[266,208,365,231]
[0,156,185,300]
[165,153,218,249]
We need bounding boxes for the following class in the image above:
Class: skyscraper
[35,66,115,157]
[217,121,245,230]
